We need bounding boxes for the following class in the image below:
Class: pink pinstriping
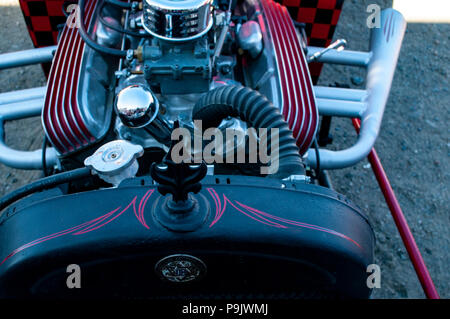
[205,188,361,248]
[0,190,155,267]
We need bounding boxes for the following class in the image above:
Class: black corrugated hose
[0,167,92,213]
[192,85,304,178]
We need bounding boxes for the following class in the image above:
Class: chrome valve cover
[142,0,214,41]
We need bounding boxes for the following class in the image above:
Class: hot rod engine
[43,0,318,168]
[0,0,412,299]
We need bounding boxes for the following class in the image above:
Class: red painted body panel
[18,0,67,75]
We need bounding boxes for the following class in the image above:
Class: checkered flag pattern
[275,0,345,83]
[17,0,344,81]
[19,0,67,74]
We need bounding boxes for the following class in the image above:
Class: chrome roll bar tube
[307,9,407,169]
[0,45,56,70]
[0,87,58,169]
[0,9,406,171]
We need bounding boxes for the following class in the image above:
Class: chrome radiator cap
[84,140,144,186]
[142,0,213,41]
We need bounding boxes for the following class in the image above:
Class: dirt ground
[0,0,448,298]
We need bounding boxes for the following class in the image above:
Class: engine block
[41,0,318,161]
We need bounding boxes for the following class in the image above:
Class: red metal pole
[352,118,439,299]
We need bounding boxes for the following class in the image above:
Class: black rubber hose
[0,167,92,213]
[105,0,133,9]
[313,137,321,176]
[99,1,149,37]
[42,135,48,177]
[78,0,129,57]
[192,86,304,178]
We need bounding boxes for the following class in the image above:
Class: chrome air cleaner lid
[142,0,214,41]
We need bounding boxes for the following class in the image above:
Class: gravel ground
[0,0,448,298]
[0,1,47,195]
[319,0,449,299]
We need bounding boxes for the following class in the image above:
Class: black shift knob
[151,160,207,203]
[150,122,207,203]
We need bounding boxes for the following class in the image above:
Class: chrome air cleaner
[142,0,214,41]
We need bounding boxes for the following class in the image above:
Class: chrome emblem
[155,254,206,283]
